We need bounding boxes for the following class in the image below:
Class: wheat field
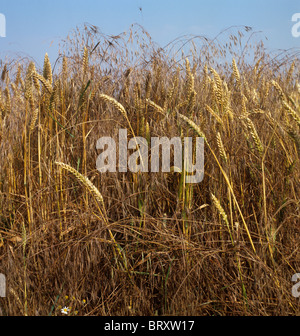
[0,24,299,316]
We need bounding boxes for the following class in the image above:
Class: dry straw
[1,26,299,315]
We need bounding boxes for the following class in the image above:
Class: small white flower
[61,306,70,315]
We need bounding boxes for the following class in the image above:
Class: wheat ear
[232,58,241,90]
[82,46,89,77]
[216,132,228,163]
[271,80,286,101]
[177,112,206,140]
[33,72,53,94]
[179,113,256,253]
[282,101,300,127]
[210,67,223,106]
[43,53,53,84]
[245,117,264,155]
[29,108,39,134]
[211,193,234,245]
[146,99,165,114]
[55,162,132,274]
[55,162,104,205]
[99,93,127,118]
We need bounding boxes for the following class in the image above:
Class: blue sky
[0,0,299,67]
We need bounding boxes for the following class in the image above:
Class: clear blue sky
[0,0,299,67]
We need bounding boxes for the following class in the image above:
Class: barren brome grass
[0,24,299,316]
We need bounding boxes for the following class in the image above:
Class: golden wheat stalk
[29,108,39,134]
[206,104,222,124]
[99,92,140,159]
[82,46,89,76]
[169,69,179,103]
[286,60,295,84]
[43,53,53,84]
[145,72,152,100]
[99,93,127,118]
[211,193,234,245]
[185,58,195,100]
[1,63,7,82]
[282,101,300,127]
[211,193,229,226]
[241,94,248,117]
[210,67,223,106]
[146,99,165,114]
[33,72,53,94]
[98,93,146,175]
[178,113,256,253]
[222,82,234,120]
[216,132,228,163]
[232,58,241,89]
[55,162,131,274]
[245,117,264,155]
[187,89,197,113]
[15,64,22,86]
[25,62,36,100]
[55,162,104,205]
[62,55,68,80]
[4,86,11,115]
[177,112,206,140]
[271,80,286,101]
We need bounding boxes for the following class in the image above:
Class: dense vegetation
[0,24,299,315]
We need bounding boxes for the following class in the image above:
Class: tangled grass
[0,24,299,316]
